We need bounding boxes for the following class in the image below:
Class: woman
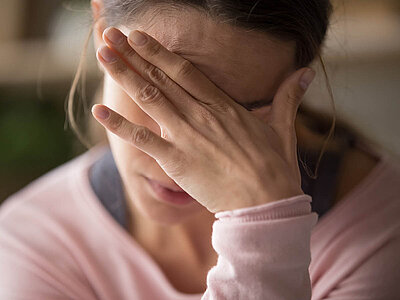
[0,0,399,299]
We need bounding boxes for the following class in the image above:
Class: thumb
[270,68,316,129]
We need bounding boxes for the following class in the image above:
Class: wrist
[217,186,304,212]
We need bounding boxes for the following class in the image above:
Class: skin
[90,1,379,294]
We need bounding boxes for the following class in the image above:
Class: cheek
[103,75,160,134]
[107,127,157,187]
[104,93,161,177]
[102,76,162,176]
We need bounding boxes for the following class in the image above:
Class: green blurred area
[0,88,86,203]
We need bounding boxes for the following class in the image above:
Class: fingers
[269,68,315,163]
[91,104,175,160]
[102,27,196,114]
[126,29,233,108]
[96,44,187,133]
[270,68,316,129]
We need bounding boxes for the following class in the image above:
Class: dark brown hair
[68,0,336,178]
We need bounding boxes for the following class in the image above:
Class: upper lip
[144,176,185,192]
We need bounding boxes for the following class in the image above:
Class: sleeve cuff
[214,194,313,223]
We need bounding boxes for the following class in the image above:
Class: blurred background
[0,0,399,202]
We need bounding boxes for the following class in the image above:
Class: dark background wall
[0,0,100,202]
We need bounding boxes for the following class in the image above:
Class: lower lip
[144,177,196,206]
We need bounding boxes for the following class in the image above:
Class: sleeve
[202,194,318,300]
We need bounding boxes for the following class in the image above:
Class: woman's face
[100,7,296,224]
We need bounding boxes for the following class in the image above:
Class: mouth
[144,176,184,192]
[142,176,196,206]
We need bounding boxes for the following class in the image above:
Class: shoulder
[311,149,400,299]
[324,235,400,299]
[0,144,108,222]
[0,145,109,299]
[0,143,110,238]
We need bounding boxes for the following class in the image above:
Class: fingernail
[129,30,147,46]
[97,46,117,63]
[299,69,316,90]
[92,105,110,120]
[104,27,124,45]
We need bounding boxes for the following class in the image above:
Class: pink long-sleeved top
[0,145,399,300]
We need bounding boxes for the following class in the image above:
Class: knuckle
[147,65,167,84]
[209,102,231,115]
[286,90,301,106]
[199,107,218,124]
[196,107,226,133]
[230,107,241,121]
[108,114,124,131]
[175,59,195,78]
[124,47,137,59]
[223,104,237,117]
[137,84,161,103]
[131,126,151,144]
[112,61,128,76]
[162,151,187,177]
[286,90,302,106]
[147,42,162,57]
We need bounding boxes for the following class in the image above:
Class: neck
[127,198,217,267]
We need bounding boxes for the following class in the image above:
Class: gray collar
[88,150,128,229]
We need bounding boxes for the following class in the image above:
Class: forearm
[203,194,318,300]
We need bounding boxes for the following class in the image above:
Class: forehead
[120,7,296,103]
